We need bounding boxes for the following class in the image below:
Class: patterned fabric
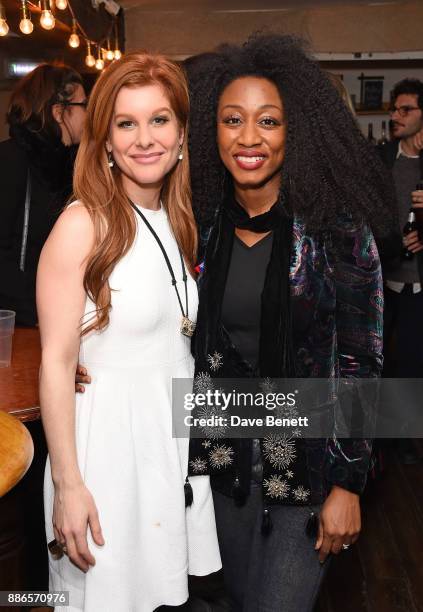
[188,215,383,505]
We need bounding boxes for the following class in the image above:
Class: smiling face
[107,84,183,199]
[391,93,423,140]
[217,76,286,193]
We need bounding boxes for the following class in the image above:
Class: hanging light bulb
[39,0,55,30]
[19,0,33,34]
[55,0,67,9]
[106,40,114,61]
[0,4,9,36]
[95,46,104,71]
[85,41,96,68]
[68,18,80,48]
[113,23,122,59]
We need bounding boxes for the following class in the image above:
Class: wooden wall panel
[124,1,423,56]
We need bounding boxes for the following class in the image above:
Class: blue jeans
[212,485,328,612]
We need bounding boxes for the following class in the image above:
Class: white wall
[339,67,423,140]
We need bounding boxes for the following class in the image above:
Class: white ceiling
[120,0,399,10]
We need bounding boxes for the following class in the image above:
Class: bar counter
[0,327,47,601]
[0,327,41,422]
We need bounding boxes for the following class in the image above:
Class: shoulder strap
[19,169,32,272]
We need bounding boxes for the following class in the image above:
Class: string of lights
[0,0,123,71]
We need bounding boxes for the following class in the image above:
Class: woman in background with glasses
[0,63,87,596]
[0,63,87,326]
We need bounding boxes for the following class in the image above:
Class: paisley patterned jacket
[188,216,383,506]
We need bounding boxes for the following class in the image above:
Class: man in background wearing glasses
[378,78,423,465]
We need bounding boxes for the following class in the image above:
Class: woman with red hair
[37,53,221,611]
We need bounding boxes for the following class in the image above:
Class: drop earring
[108,151,115,168]
[178,144,183,161]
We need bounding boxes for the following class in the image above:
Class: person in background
[0,63,87,326]
[0,63,86,596]
[378,78,423,464]
[327,72,356,116]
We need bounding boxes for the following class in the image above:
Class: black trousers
[382,285,423,455]
[383,285,423,378]
[212,486,327,612]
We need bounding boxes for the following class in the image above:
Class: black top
[0,136,76,325]
[388,154,421,283]
[221,232,273,370]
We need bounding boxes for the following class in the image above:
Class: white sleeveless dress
[44,203,221,612]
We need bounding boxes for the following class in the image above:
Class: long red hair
[73,52,197,334]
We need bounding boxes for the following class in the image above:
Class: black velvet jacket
[188,213,383,506]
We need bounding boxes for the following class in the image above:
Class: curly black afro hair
[185,33,399,250]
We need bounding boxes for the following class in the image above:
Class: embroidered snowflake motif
[207,351,223,372]
[197,403,227,439]
[263,475,290,500]
[274,402,300,422]
[202,440,211,449]
[285,470,294,479]
[259,377,277,395]
[189,457,208,474]
[194,372,213,393]
[209,444,234,469]
[292,485,311,502]
[263,434,297,469]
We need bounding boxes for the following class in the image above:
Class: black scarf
[9,122,78,195]
[193,192,294,380]
[189,193,313,508]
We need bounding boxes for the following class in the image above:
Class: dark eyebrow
[219,104,282,112]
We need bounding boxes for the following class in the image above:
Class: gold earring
[108,151,114,168]
[178,144,183,161]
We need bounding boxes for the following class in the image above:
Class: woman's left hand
[315,485,361,563]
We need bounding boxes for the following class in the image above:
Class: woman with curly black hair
[185,34,399,611]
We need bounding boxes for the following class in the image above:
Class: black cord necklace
[130,202,196,337]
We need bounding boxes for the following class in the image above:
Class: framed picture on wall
[358,73,384,110]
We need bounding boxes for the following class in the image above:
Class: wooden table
[0,327,47,604]
[0,327,41,422]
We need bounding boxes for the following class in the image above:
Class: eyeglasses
[62,100,88,109]
[389,105,420,117]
